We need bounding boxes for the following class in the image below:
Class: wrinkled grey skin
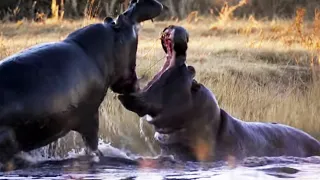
[118,25,320,162]
[120,64,320,162]
[0,0,164,171]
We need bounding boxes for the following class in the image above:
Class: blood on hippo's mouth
[143,26,176,91]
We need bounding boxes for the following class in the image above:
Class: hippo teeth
[145,114,154,122]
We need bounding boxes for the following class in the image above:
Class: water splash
[139,117,147,139]
[97,139,133,160]
[139,115,158,156]
[21,137,135,165]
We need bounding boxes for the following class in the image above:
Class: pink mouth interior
[143,28,175,91]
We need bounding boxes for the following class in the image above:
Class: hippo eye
[168,25,175,30]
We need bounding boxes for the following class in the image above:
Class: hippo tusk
[145,114,154,122]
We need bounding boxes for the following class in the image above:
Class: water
[0,141,319,180]
[1,98,319,179]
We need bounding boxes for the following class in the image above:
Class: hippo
[0,0,163,170]
[118,25,320,162]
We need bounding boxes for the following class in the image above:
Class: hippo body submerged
[156,77,320,161]
[121,64,320,162]
[0,0,163,168]
[215,108,320,160]
[119,25,320,162]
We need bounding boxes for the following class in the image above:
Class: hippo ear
[187,66,196,78]
[191,80,201,92]
[103,17,114,24]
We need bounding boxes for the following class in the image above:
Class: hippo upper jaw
[123,0,164,23]
[143,25,189,91]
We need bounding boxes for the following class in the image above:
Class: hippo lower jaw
[144,114,186,135]
[117,94,160,117]
[139,27,176,91]
[144,115,187,145]
[154,128,187,145]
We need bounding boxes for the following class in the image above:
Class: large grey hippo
[118,25,320,162]
[0,0,164,170]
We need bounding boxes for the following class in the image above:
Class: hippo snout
[118,93,148,117]
[138,0,164,22]
[118,92,162,117]
[125,0,164,23]
[111,71,140,94]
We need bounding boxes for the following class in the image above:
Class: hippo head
[123,0,164,23]
[119,64,196,131]
[109,0,164,94]
[143,25,190,91]
[118,25,194,132]
[161,25,189,57]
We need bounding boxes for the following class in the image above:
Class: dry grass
[0,14,319,157]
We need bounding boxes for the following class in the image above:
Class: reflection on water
[0,142,319,180]
[0,156,320,179]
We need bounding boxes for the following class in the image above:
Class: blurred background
[0,0,320,22]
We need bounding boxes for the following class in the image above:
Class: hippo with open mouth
[0,0,164,170]
[118,25,320,162]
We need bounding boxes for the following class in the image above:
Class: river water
[0,96,319,180]
[0,140,319,180]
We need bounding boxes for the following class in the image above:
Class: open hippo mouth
[143,25,177,91]
[118,25,191,135]
[142,25,189,91]
[143,26,191,134]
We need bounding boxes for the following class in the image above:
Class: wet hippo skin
[0,0,163,170]
[118,25,320,162]
[121,64,320,162]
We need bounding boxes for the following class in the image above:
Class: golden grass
[209,0,249,30]
[0,15,319,157]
